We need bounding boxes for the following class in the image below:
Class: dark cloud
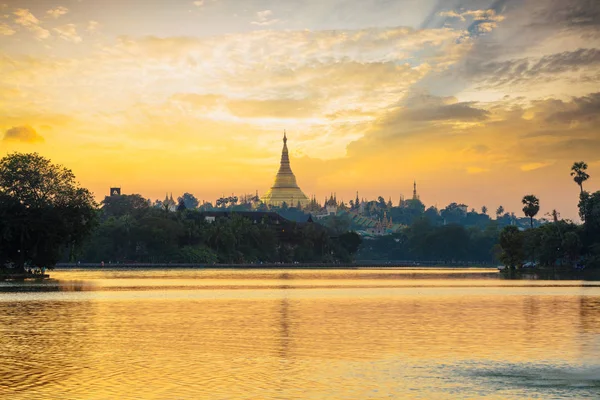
[405,102,490,121]
[3,125,44,143]
[392,92,490,122]
[466,48,600,86]
[546,92,600,124]
[467,144,491,154]
[534,0,600,28]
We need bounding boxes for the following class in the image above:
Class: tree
[498,226,525,269]
[102,194,149,218]
[176,199,187,212]
[522,195,540,228]
[481,206,488,215]
[0,153,97,270]
[496,205,504,219]
[178,193,199,209]
[440,203,467,225]
[571,161,589,193]
[338,231,362,256]
[578,191,600,268]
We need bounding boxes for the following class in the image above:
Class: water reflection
[0,300,96,395]
[0,269,599,399]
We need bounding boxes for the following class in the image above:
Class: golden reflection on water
[1,269,600,399]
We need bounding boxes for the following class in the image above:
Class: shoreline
[53,262,496,270]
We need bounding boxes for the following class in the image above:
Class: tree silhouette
[481,206,488,215]
[522,195,540,228]
[496,205,504,219]
[570,161,589,193]
[0,153,97,270]
[178,193,199,209]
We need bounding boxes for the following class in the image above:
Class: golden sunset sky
[1,0,599,219]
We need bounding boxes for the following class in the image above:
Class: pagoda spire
[413,180,418,200]
[277,130,292,175]
[260,130,309,207]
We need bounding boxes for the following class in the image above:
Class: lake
[1,268,599,399]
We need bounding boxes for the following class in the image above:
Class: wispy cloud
[47,6,69,19]
[54,24,82,43]
[251,10,280,26]
[13,8,49,39]
[87,20,100,33]
[0,23,15,36]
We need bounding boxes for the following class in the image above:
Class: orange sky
[0,0,599,219]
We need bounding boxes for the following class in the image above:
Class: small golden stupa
[261,131,310,207]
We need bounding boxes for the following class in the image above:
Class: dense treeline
[356,218,500,263]
[78,194,361,264]
[499,162,600,270]
[2,152,597,270]
[0,153,360,269]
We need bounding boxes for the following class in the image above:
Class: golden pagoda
[261,131,310,207]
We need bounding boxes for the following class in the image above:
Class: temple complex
[261,131,310,207]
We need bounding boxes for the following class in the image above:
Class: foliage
[496,162,598,270]
[522,195,540,228]
[496,206,504,218]
[579,191,600,268]
[498,226,525,269]
[0,153,97,270]
[102,194,149,218]
[440,203,467,225]
[178,193,199,209]
[78,205,360,264]
[356,216,500,263]
[571,161,589,193]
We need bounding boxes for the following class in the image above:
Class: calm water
[1,268,600,399]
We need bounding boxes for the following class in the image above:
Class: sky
[0,0,599,219]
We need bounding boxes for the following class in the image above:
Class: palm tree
[481,205,488,215]
[522,195,540,228]
[570,161,589,193]
[496,205,504,219]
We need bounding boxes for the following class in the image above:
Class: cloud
[0,23,15,36]
[391,92,490,123]
[3,125,44,143]
[467,166,489,174]
[227,98,320,118]
[438,8,506,36]
[440,9,505,23]
[534,0,600,29]
[466,48,600,87]
[47,6,68,19]
[170,93,223,108]
[14,8,39,26]
[251,10,280,26]
[404,102,489,122]
[438,10,465,21]
[54,24,82,43]
[545,92,600,124]
[87,20,100,33]
[13,8,49,39]
[520,162,553,172]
